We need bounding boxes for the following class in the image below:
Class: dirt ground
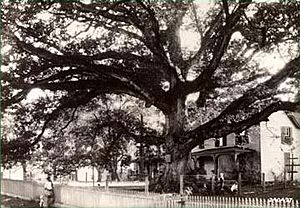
[1,195,41,208]
[241,186,300,200]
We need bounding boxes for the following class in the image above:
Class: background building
[192,111,300,183]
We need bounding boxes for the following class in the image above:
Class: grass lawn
[237,184,300,201]
[241,185,300,200]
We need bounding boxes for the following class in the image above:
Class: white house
[260,111,300,181]
[191,111,300,183]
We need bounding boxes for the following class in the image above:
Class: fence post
[105,178,109,191]
[211,175,215,194]
[262,173,265,192]
[238,172,242,196]
[180,175,184,195]
[284,169,287,189]
[145,176,149,194]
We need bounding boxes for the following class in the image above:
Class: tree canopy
[1,0,299,189]
[2,93,163,179]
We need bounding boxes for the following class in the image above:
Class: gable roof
[285,111,300,129]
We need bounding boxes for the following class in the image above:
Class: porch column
[234,152,240,172]
[213,154,220,177]
[234,152,242,195]
[211,154,219,193]
[191,156,198,169]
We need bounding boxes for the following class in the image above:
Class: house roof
[192,146,254,158]
[285,111,300,129]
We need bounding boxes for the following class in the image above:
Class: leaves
[2,0,299,164]
[5,95,163,176]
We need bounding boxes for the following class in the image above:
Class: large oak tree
[2,0,299,191]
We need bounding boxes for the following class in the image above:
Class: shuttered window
[281,126,293,145]
[235,130,249,145]
[215,137,227,147]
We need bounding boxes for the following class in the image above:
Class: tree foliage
[1,0,299,189]
[3,94,163,179]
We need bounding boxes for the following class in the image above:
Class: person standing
[44,175,54,207]
[219,173,225,191]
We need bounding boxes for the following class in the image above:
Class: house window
[281,126,293,145]
[215,139,220,147]
[222,136,227,146]
[235,130,249,145]
[215,137,227,147]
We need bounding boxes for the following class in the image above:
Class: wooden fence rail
[1,179,299,208]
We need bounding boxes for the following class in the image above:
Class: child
[231,181,238,195]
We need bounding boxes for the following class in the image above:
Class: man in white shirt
[44,176,54,207]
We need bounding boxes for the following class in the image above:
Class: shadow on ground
[2,195,43,208]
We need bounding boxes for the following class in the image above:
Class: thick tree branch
[16,38,151,66]
[179,2,251,96]
[15,38,169,112]
[163,4,190,78]
[182,56,299,151]
[19,89,107,151]
[184,100,300,152]
[2,90,29,111]
[222,0,230,21]
[219,56,299,117]
[95,120,164,146]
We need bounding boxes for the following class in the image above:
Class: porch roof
[191,146,254,158]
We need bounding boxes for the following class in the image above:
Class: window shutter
[286,127,293,145]
[281,126,293,145]
[223,136,227,146]
[215,139,220,147]
[281,126,286,144]
[289,127,293,138]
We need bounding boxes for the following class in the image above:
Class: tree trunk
[22,162,27,181]
[150,97,194,193]
[97,166,103,182]
[110,159,120,182]
[151,150,192,193]
[53,166,58,181]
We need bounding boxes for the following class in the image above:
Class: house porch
[192,146,255,180]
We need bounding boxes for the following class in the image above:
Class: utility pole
[286,154,299,181]
[92,166,95,187]
[139,113,145,181]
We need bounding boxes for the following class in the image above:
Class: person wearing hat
[44,175,54,207]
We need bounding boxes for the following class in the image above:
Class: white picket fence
[1,179,299,208]
[184,195,300,208]
[146,194,300,208]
